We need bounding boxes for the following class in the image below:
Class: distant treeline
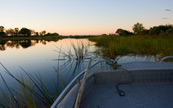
[0,26,59,37]
[106,23,173,36]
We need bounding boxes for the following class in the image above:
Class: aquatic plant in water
[54,40,95,73]
[0,63,65,108]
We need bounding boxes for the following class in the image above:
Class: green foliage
[0,26,59,37]
[117,23,173,36]
[89,35,173,59]
[0,26,6,36]
[14,28,19,36]
[19,28,31,36]
[116,29,134,36]
[21,74,37,108]
[6,28,15,36]
[45,32,59,36]
[0,32,6,36]
[40,30,46,36]
[149,24,173,35]
[132,22,145,35]
[0,26,5,32]
[0,63,65,107]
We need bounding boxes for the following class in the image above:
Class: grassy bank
[89,35,173,59]
[0,35,62,41]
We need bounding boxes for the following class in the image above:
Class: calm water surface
[0,38,155,94]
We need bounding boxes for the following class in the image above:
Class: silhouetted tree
[14,28,19,36]
[45,32,51,36]
[39,30,46,36]
[101,34,107,36]
[0,26,6,36]
[6,28,15,36]
[167,28,173,35]
[19,28,31,36]
[116,28,133,36]
[141,29,149,35]
[0,26,5,32]
[30,29,35,36]
[45,32,59,36]
[35,32,39,36]
[39,32,43,36]
[133,22,145,34]
[149,24,173,35]
[42,30,46,36]
[52,33,59,36]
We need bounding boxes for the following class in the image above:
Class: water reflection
[0,39,97,93]
[0,39,59,51]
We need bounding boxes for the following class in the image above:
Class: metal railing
[51,60,104,108]
[74,59,92,108]
[160,56,173,62]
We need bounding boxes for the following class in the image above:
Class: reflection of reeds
[54,41,94,73]
[71,42,87,61]
[0,63,65,108]
[55,41,92,61]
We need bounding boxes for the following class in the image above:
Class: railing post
[77,78,81,85]
[50,71,86,108]
[74,59,92,108]
[100,62,102,68]
[160,56,173,62]
[51,60,103,108]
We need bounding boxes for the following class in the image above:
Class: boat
[51,56,173,108]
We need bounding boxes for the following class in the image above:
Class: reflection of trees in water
[6,41,20,49]
[0,40,59,51]
[0,40,7,50]
[19,40,33,48]
[4,40,36,49]
[40,40,47,45]
[0,45,5,50]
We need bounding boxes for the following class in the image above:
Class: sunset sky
[0,0,173,35]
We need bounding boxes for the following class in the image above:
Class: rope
[115,83,125,96]
[115,67,134,97]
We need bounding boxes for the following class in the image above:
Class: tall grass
[0,63,65,108]
[89,35,173,59]
[54,41,94,73]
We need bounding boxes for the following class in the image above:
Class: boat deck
[51,61,173,108]
[80,82,173,108]
[121,62,173,71]
[99,62,173,72]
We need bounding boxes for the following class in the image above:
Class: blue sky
[0,0,173,35]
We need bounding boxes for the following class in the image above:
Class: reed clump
[54,40,94,73]
[0,63,65,108]
[89,35,173,59]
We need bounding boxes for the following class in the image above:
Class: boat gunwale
[51,60,104,108]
